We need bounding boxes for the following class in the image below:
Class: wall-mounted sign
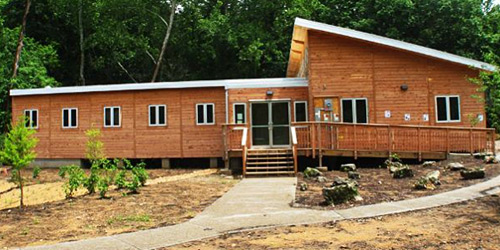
[478,114,484,122]
[404,114,411,121]
[385,110,391,118]
[422,114,429,122]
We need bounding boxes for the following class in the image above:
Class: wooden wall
[11,87,226,159]
[307,30,485,127]
[227,87,309,124]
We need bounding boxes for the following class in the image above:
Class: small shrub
[59,165,86,198]
[303,167,322,178]
[32,166,41,179]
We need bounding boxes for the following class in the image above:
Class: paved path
[22,175,500,250]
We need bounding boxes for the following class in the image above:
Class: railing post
[469,128,473,155]
[417,126,421,161]
[318,123,323,167]
[354,123,357,160]
[223,125,229,169]
[311,123,316,159]
[446,128,450,154]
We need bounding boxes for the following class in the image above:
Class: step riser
[244,149,295,176]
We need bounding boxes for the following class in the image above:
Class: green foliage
[0,118,38,208]
[32,166,41,179]
[59,164,86,198]
[116,159,149,194]
[85,128,105,164]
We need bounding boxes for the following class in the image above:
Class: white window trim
[196,103,216,125]
[233,103,246,124]
[148,104,167,127]
[294,101,308,122]
[24,109,39,129]
[340,98,369,124]
[103,106,121,128]
[62,108,78,129]
[435,95,461,123]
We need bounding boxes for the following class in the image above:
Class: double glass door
[251,101,290,147]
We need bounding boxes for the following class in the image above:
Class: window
[341,98,368,124]
[62,108,78,128]
[149,105,167,126]
[104,106,121,127]
[233,103,246,124]
[196,103,215,125]
[294,101,308,122]
[24,109,38,129]
[436,96,460,122]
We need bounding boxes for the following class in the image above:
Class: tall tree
[152,0,178,82]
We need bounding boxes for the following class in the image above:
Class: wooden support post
[469,128,473,155]
[446,128,450,155]
[318,123,323,167]
[312,124,316,159]
[388,125,392,158]
[417,126,421,161]
[354,124,357,160]
[492,130,496,155]
[223,125,229,169]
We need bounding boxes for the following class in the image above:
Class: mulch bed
[294,157,500,210]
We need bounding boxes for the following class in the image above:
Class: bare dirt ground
[295,157,500,209]
[174,194,500,250]
[0,173,238,248]
[0,168,196,210]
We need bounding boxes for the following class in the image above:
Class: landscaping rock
[391,165,414,179]
[348,171,360,179]
[484,156,498,164]
[386,161,404,170]
[316,176,328,183]
[299,183,308,191]
[414,170,441,190]
[317,166,328,172]
[422,161,436,167]
[460,168,485,180]
[303,167,322,178]
[340,163,356,172]
[322,177,360,205]
[447,162,465,171]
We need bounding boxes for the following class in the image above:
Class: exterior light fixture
[400,84,408,91]
[266,90,274,96]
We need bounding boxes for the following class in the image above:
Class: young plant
[32,166,41,179]
[59,165,86,198]
[0,118,39,209]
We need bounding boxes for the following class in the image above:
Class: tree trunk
[78,0,86,86]
[5,0,31,133]
[18,169,24,210]
[151,0,176,82]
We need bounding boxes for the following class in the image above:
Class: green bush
[59,165,86,198]
[32,166,41,179]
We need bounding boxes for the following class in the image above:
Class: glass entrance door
[251,101,290,147]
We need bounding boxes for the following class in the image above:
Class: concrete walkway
[23,175,500,250]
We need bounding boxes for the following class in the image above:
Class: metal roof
[10,78,308,96]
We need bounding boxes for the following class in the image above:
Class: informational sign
[404,114,411,121]
[422,114,429,122]
[478,114,484,122]
[384,110,391,118]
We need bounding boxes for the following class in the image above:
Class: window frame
[294,101,308,122]
[148,104,167,127]
[103,106,121,128]
[24,109,39,129]
[435,95,461,123]
[233,103,246,124]
[340,98,369,124]
[61,107,78,129]
[196,103,216,125]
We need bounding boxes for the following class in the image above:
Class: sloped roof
[287,18,496,76]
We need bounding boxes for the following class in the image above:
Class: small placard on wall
[384,110,391,118]
[477,114,484,122]
[422,114,429,122]
[404,114,411,121]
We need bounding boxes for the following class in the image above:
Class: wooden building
[10,18,496,174]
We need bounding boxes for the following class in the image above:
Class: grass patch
[107,214,151,225]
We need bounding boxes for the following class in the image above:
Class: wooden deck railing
[290,127,298,174]
[292,122,496,160]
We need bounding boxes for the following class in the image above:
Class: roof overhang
[286,18,497,77]
[10,78,308,97]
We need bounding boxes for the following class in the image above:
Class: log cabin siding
[307,30,485,127]
[11,87,226,159]
[227,87,309,124]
